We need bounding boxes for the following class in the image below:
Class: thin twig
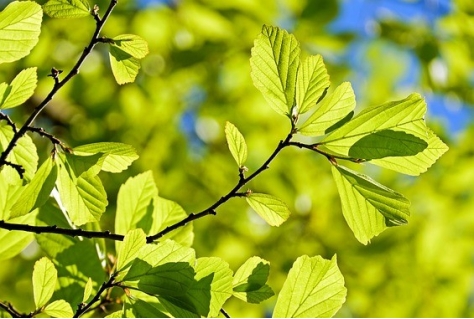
[0,0,118,177]
[220,308,231,318]
[0,112,18,133]
[26,126,71,152]
[287,141,366,163]
[74,275,116,318]
[0,221,125,241]
[0,301,23,318]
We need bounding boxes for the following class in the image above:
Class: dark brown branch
[26,127,71,152]
[146,132,294,242]
[74,275,116,318]
[287,141,366,163]
[0,301,23,318]
[0,221,124,241]
[0,0,118,177]
[220,308,231,318]
[0,112,18,133]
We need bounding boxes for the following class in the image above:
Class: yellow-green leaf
[33,257,57,309]
[43,0,91,19]
[246,193,291,226]
[296,54,330,114]
[225,121,248,167]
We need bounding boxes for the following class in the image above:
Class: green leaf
[33,257,57,309]
[194,257,233,317]
[320,93,428,156]
[0,171,24,220]
[0,68,37,109]
[348,129,428,159]
[109,46,141,85]
[331,165,411,244]
[43,300,74,318]
[43,0,90,18]
[0,1,42,64]
[73,142,139,173]
[298,82,356,136]
[0,212,36,260]
[10,156,57,218]
[232,256,274,303]
[296,55,330,114]
[273,255,346,318]
[111,34,149,59]
[149,196,194,247]
[82,278,93,303]
[124,293,168,318]
[225,121,248,167]
[116,229,147,277]
[246,193,291,226]
[250,25,300,116]
[324,111,354,134]
[55,154,108,226]
[0,122,38,181]
[115,171,157,250]
[369,128,449,175]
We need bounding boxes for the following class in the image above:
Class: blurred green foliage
[1,0,473,317]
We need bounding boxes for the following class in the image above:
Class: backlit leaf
[43,300,74,318]
[73,142,139,173]
[331,165,411,244]
[83,278,93,303]
[0,1,42,64]
[109,46,141,85]
[0,68,37,110]
[116,229,147,278]
[0,212,36,260]
[43,0,91,19]
[225,121,248,167]
[273,255,346,318]
[111,34,149,59]
[250,25,300,116]
[296,55,330,114]
[246,193,291,226]
[298,82,356,136]
[33,257,57,309]
[233,256,274,303]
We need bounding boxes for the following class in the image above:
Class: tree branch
[0,0,118,177]
[74,274,117,318]
[287,141,366,163]
[0,300,23,318]
[0,112,18,134]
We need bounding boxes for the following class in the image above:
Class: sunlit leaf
[82,278,93,303]
[0,123,38,181]
[43,0,90,19]
[0,68,37,109]
[43,299,74,318]
[0,211,36,260]
[116,229,147,277]
[370,128,449,175]
[296,54,330,114]
[298,82,356,136]
[0,1,42,64]
[124,293,168,318]
[10,156,57,218]
[33,257,57,309]
[109,46,141,85]
[73,142,139,173]
[194,257,233,317]
[246,193,291,226]
[111,34,149,59]
[331,165,411,244]
[250,25,300,116]
[225,121,248,167]
[273,255,346,318]
[232,256,274,303]
[348,130,428,159]
[320,93,428,156]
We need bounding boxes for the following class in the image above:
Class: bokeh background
[1,0,474,317]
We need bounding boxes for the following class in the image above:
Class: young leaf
[0,68,37,110]
[43,0,91,19]
[296,55,330,114]
[82,278,93,303]
[194,257,233,317]
[33,257,57,309]
[55,154,108,226]
[225,121,248,167]
[232,256,274,303]
[0,1,42,64]
[298,82,356,136]
[10,156,57,218]
[320,93,428,156]
[111,34,149,59]
[273,255,346,318]
[331,165,411,244]
[0,123,38,181]
[250,25,300,116]
[73,142,139,173]
[0,171,24,220]
[116,229,147,276]
[348,129,428,159]
[43,300,74,318]
[246,193,291,226]
[115,171,157,251]
[109,46,141,85]
[0,212,36,260]
[369,128,449,175]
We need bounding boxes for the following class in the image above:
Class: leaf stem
[288,141,365,163]
[0,0,118,177]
